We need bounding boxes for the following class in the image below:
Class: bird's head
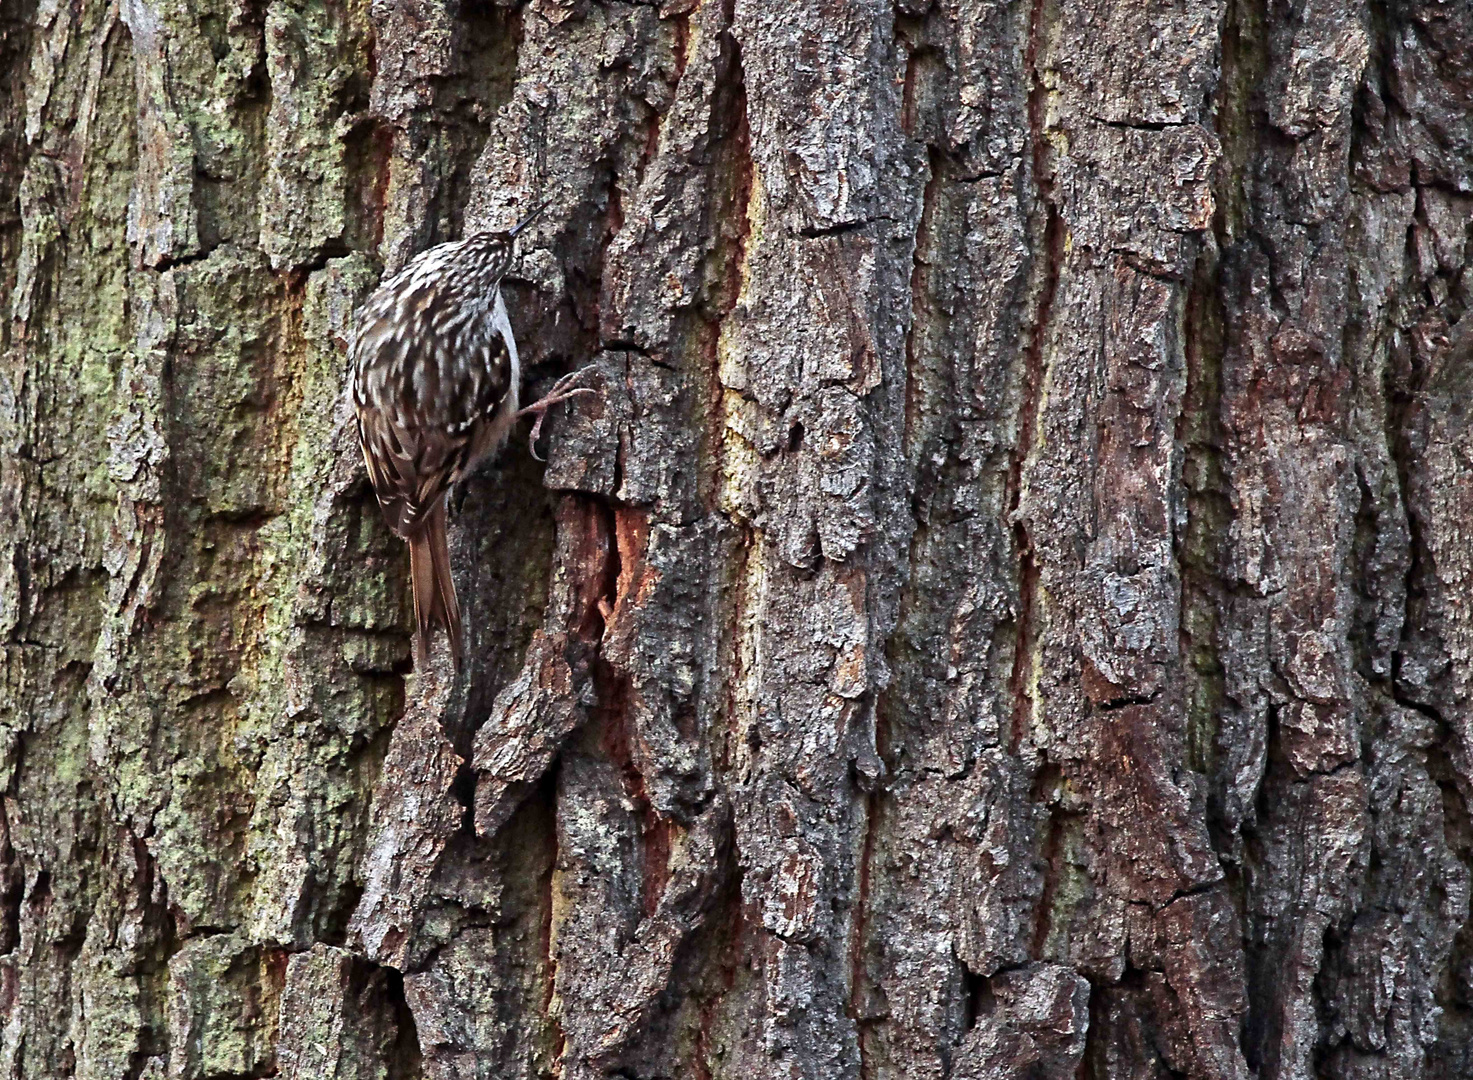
[469,197,550,286]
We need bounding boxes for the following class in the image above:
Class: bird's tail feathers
[407,502,463,673]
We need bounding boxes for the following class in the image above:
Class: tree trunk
[3,0,1472,1076]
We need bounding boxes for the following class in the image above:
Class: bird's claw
[518,365,600,461]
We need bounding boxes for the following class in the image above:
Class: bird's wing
[355,405,469,537]
[352,281,514,537]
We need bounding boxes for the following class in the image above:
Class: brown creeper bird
[351,201,591,672]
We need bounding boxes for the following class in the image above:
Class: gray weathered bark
[2,0,1472,1077]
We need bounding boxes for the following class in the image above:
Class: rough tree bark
[2,0,1472,1076]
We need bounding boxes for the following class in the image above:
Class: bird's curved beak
[508,197,552,238]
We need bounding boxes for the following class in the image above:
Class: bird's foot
[517,366,599,460]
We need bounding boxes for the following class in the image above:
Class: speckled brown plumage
[350,217,531,672]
